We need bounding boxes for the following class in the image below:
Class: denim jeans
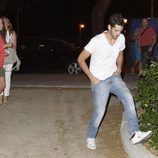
[1,63,13,96]
[88,73,139,138]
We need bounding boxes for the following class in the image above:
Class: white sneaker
[131,130,152,145]
[87,138,96,150]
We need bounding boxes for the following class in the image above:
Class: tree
[92,0,111,36]
[0,0,41,36]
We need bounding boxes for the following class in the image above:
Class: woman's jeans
[1,63,13,96]
[88,73,139,138]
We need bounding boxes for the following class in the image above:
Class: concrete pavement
[0,73,155,158]
[121,113,157,158]
[11,73,91,88]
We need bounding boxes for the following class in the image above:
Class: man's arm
[116,51,124,73]
[149,34,157,52]
[77,49,99,84]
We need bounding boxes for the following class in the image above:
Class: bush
[135,61,158,151]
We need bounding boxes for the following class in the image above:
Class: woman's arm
[11,31,17,49]
[3,31,17,49]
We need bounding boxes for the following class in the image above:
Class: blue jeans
[88,73,139,138]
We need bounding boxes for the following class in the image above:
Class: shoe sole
[132,131,153,145]
[87,146,96,150]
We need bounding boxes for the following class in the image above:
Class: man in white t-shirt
[77,13,152,150]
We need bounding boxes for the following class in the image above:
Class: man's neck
[104,31,116,45]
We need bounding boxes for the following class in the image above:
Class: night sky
[19,0,93,38]
[5,0,158,41]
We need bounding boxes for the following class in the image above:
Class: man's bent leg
[110,74,152,145]
[88,80,110,138]
[111,74,139,135]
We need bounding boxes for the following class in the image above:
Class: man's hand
[138,47,141,53]
[116,68,122,74]
[91,77,100,85]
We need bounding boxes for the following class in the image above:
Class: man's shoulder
[145,26,156,35]
[119,33,125,40]
[149,26,155,31]
[89,32,104,44]
[92,32,104,39]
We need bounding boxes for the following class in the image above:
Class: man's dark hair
[109,13,124,27]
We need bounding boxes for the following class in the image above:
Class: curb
[11,84,91,89]
[120,112,156,158]
[11,74,91,89]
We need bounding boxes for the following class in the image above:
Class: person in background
[130,27,141,74]
[138,18,157,70]
[0,17,5,102]
[77,13,152,150]
[0,16,17,105]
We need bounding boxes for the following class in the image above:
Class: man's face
[141,18,149,28]
[108,24,123,39]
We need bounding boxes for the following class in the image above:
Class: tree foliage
[136,61,158,151]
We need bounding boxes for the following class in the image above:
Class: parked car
[16,36,82,74]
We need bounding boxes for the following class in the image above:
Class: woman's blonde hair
[2,16,13,34]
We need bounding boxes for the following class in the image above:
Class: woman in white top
[0,16,17,105]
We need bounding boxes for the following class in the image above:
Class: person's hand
[148,46,153,52]
[4,50,9,57]
[138,47,141,52]
[91,77,100,85]
[4,53,9,57]
[116,69,121,74]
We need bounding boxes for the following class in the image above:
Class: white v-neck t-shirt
[84,31,125,80]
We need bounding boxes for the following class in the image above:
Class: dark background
[2,0,158,45]
[1,0,158,73]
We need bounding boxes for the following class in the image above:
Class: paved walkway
[11,73,138,88]
[0,73,138,158]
